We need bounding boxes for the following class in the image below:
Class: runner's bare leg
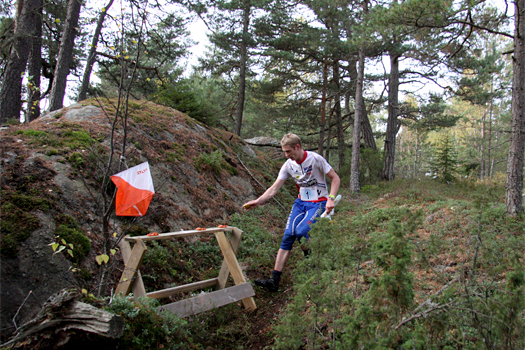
[274,249,291,271]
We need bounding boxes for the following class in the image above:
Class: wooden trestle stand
[115,226,256,318]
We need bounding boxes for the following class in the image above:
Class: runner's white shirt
[277,151,332,202]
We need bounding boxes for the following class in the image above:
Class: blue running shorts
[280,198,326,250]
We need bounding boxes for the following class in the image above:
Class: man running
[243,133,341,292]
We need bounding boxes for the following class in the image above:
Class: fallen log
[1,290,124,348]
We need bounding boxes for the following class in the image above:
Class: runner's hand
[325,198,335,214]
[243,200,259,210]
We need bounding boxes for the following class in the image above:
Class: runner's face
[282,144,303,162]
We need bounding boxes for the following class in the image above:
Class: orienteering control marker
[111,162,155,216]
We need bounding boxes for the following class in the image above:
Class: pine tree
[48,0,82,111]
[195,0,270,137]
[506,0,525,216]
[0,0,41,124]
[77,0,115,102]
[429,133,458,183]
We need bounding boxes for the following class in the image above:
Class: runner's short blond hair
[281,133,302,148]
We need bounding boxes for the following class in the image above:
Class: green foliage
[275,213,373,349]
[184,303,252,349]
[454,43,506,106]
[152,80,217,126]
[369,216,419,313]
[106,296,189,349]
[93,9,190,101]
[402,93,462,132]
[429,133,458,183]
[54,215,91,263]
[193,150,236,175]
[274,181,524,349]
[0,17,14,60]
[46,149,60,156]
[338,148,383,187]
[194,150,223,174]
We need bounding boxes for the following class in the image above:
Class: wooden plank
[216,227,243,289]
[115,239,147,296]
[126,227,234,242]
[215,231,246,284]
[215,231,257,311]
[118,237,146,299]
[158,283,255,318]
[147,278,219,299]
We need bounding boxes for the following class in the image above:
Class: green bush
[152,80,217,126]
[106,296,190,349]
[273,184,525,349]
[429,134,458,183]
[194,150,225,175]
[369,216,418,313]
[54,216,91,263]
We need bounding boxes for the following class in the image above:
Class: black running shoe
[254,277,279,292]
[303,248,311,258]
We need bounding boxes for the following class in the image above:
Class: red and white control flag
[111,162,155,216]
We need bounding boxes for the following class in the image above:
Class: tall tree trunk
[383,52,400,180]
[414,130,420,178]
[350,0,367,193]
[326,108,333,162]
[234,2,250,137]
[346,56,375,150]
[319,60,328,155]
[333,59,344,170]
[77,0,114,102]
[481,111,486,180]
[26,0,42,123]
[505,0,525,216]
[361,101,377,150]
[0,0,40,124]
[49,0,82,112]
[487,82,494,178]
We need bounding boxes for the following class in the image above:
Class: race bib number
[300,187,319,201]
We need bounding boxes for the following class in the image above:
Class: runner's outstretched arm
[243,179,286,210]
